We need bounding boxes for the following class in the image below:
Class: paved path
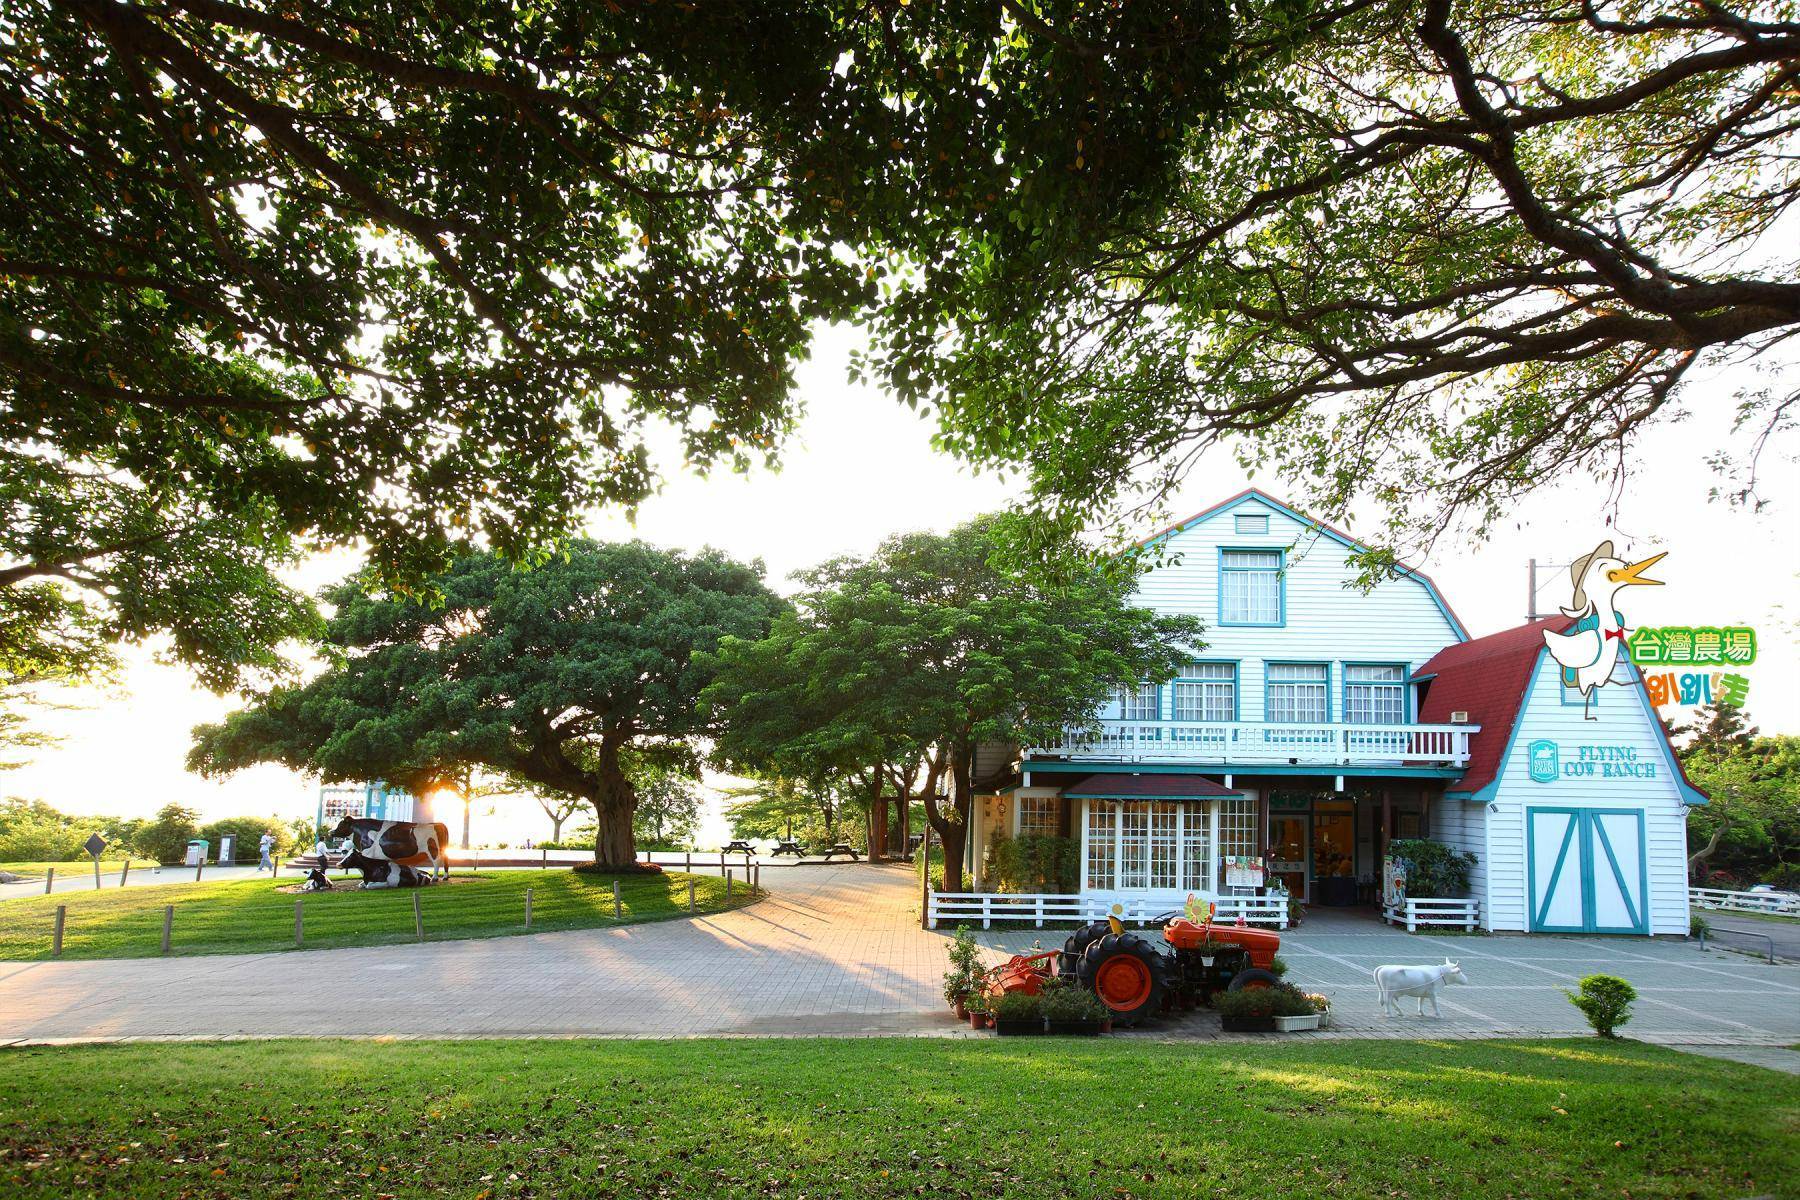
[1703,913,1800,961]
[2,865,1796,1046]
[0,864,268,902]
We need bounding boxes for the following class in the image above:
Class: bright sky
[6,325,1796,847]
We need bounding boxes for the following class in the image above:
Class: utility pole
[1528,558,1540,622]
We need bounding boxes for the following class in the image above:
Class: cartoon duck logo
[1541,540,1666,719]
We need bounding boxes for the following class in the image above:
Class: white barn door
[1527,807,1648,935]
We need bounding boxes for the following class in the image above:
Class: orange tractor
[982,909,1282,1025]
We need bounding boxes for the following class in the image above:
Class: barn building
[944,489,1703,935]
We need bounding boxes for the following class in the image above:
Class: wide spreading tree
[703,516,1202,889]
[190,541,783,869]
[866,0,1800,575]
[2,0,1244,687]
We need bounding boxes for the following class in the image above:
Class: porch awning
[1059,773,1242,802]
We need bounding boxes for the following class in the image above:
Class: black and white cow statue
[329,817,450,889]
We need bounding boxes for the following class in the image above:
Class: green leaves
[191,540,783,862]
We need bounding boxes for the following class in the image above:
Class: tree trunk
[590,737,640,870]
[550,811,565,843]
[461,795,472,850]
[1688,814,1732,881]
[926,748,973,891]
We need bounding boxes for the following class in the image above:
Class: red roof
[1416,617,1567,795]
[1059,773,1242,801]
[1417,616,1706,804]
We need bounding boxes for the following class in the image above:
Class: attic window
[1234,512,1270,535]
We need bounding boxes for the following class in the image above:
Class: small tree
[137,804,201,865]
[1386,839,1477,898]
[1565,974,1637,1038]
[191,542,782,871]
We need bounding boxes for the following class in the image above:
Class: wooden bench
[818,844,861,862]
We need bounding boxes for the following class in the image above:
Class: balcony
[1026,720,1480,768]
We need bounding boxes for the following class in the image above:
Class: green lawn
[0,1039,1792,1199]
[0,859,158,880]
[0,869,756,960]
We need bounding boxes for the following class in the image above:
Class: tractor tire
[1059,920,1112,978]
[1078,933,1171,1025]
[1227,967,1281,992]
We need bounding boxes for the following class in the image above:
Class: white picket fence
[927,891,1289,930]
[1689,886,1800,916]
[1382,896,1481,932]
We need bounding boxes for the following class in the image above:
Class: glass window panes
[1219,798,1258,890]
[1182,807,1211,891]
[1149,803,1180,889]
[1118,805,1150,888]
[1086,801,1117,890]
[1173,663,1235,723]
[1220,549,1282,624]
[1345,664,1406,725]
[1266,663,1329,722]
[1117,683,1160,721]
[1018,795,1059,838]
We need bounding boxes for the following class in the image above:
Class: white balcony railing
[1027,720,1480,768]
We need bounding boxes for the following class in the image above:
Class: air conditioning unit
[1450,711,1470,724]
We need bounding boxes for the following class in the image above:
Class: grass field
[0,869,756,960]
[0,1038,1792,1199]
[0,859,157,880]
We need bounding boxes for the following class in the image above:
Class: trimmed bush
[1565,974,1637,1038]
[1041,986,1107,1022]
[992,991,1044,1021]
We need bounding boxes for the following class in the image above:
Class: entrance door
[1528,808,1648,934]
[1268,814,1307,900]
[1311,802,1356,906]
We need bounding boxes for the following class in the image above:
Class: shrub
[198,816,291,862]
[1215,983,1316,1020]
[984,833,1079,892]
[1387,839,1478,898]
[1690,912,1711,939]
[1269,955,1289,977]
[1565,974,1637,1037]
[1042,987,1108,1022]
[992,991,1043,1022]
[136,804,201,865]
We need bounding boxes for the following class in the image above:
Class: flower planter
[953,999,968,1021]
[1315,1010,1331,1028]
[1219,1016,1276,1032]
[967,1009,989,1029]
[1045,1018,1105,1037]
[1272,1013,1321,1032]
[994,1017,1045,1036]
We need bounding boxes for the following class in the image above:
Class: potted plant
[1304,992,1332,1028]
[991,990,1045,1036]
[942,925,984,1019]
[1215,984,1318,1032]
[1042,985,1109,1036]
[965,995,991,1029]
[1194,936,1228,968]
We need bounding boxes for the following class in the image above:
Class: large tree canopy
[703,516,1202,889]
[2,0,1246,686]
[190,541,783,869]
[868,0,1800,574]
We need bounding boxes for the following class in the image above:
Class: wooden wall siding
[1431,791,1490,922]
[1114,499,1463,723]
[1484,653,1690,934]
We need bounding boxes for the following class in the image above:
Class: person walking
[257,831,276,873]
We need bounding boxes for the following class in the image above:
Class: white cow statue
[1373,959,1469,1017]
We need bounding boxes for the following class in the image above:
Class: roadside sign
[83,832,107,859]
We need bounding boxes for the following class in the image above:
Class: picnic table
[721,840,757,856]
[771,840,805,857]
[818,844,861,862]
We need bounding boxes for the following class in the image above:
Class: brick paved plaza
[2,864,1795,1060]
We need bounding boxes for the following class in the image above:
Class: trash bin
[184,839,208,867]
[216,834,236,865]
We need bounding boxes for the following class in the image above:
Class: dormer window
[1219,549,1284,626]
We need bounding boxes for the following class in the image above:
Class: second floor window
[1173,663,1236,722]
[1266,663,1329,723]
[1220,549,1283,624]
[1118,683,1161,722]
[1345,664,1407,724]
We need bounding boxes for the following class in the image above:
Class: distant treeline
[0,798,310,865]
